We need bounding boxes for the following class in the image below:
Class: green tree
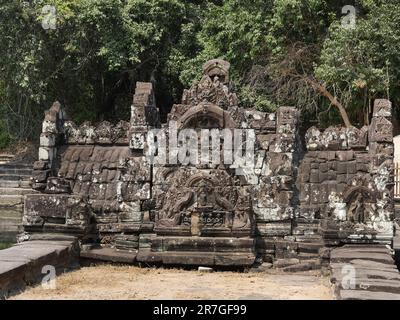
[0,0,206,145]
[1,0,400,150]
[188,0,400,128]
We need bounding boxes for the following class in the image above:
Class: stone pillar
[367,99,394,239]
[129,82,160,151]
[32,101,64,190]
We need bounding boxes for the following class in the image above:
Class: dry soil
[10,265,334,300]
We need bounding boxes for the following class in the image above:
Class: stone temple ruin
[21,59,394,269]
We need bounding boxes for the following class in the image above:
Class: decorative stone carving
[22,64,395,267]
[305,127,321,151]
[373,99,392,118]
[182,60,238,109]
[369,117,393,143]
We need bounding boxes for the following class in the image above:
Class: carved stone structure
[312,100,395,246]
[21,60,395,268]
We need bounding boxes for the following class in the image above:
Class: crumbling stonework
[21,60,395,268]
[310,100,394,246]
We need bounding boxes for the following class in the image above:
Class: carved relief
[181,60,238,109]
[154,171,253,235]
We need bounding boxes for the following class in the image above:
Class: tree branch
[305,77,352,128]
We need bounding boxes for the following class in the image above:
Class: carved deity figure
[197,185,208,207]
[348,193,366,223]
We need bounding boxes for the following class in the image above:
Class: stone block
[257,134,275,150]
[275,240,298,259]
[327,151,336,161]
[305,128,322,151]
[369,117,393,143]
[267,153,293,176]
[255,238,275,252]
[274,258,300,268]
[337,162,347,174]
[310,169,319,183]
[327,170,336,181]
[121,182,151,201]
[38,147,55,162]
[130,131,146,150]
[356,163,368,172]
[299,184,310,204]
[33,161,49,171]
[40,133,56,148]
[32,170,50,183]
[336,151,353,161]
[24,194,69,221]
[274,135,295,152]
[319,171,328,183]
[310,184,321,204]
[119,209,143,223]
[347,127,368,149]
[254,207,287,222]
[257,222,291,237]
[337,174,347,184]
[319,183,329,203]
[311,163,319,170]
[319,162,328,173]
[373,99,392,118]
[277,191,293,207]
[42,120,57,134]
[277,107,298,127]
[347,161,356,174]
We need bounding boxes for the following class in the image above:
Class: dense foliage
[0,0,399,147]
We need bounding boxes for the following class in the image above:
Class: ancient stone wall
[146,63,299,264]
[23,82,159,247]
[299,99,394,246]
[21,60,395,268]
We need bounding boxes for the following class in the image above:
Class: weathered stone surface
[283,260,320,272]
[369,117,393,143]
[339,290,400,300]
[20,61,395,269]
[80,246,136,263]
[373,99,392,118]
[329,245,400,300]
[274,258,300,268]
[249,262,273,273]
[0,240,79,298]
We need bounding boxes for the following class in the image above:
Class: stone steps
[0,180,31,189]
[0,154,15,165]
[0,174,31,182]
[0,198,24,242]
[0,160,35,243]
[0,195,24,205]
[0,188,37,196]
[0,168,32,176]
[0,161,32,168]
[330,245,400,300]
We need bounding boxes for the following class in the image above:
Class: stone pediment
[182,60,238,109]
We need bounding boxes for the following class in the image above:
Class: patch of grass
[0,242,13,250]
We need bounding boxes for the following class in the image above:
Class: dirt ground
[10,265,334,300]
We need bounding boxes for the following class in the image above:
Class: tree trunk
[306,77,352,128]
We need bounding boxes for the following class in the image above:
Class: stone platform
[80,237,256,267]
[0,240,79,299]
[0,160,36,243]
[330,245,400,300]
